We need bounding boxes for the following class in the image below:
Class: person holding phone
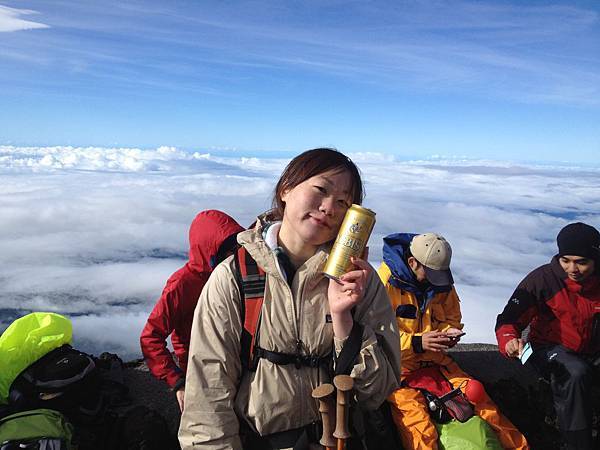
[496,222,600,450]
[379,233,528,450]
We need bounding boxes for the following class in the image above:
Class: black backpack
[8,345,177,450]
[8,344,102,420]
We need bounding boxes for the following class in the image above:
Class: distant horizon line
[1,143,598,170]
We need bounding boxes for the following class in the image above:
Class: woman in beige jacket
[179,148,401,450]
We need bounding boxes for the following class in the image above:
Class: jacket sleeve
[140,284,184,388]
[178,261,244,450]
[495,274,539,357]
[335,269,401,410]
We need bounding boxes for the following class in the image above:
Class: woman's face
[280,169,353,249]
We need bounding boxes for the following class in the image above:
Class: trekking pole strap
[334,321,364,376]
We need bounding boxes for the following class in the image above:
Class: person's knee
[398,419,438,450]
[565,360,592,385]
[552,356,591,386]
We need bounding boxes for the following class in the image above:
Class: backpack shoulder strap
[233,246,334,372]
[233,246,266,371]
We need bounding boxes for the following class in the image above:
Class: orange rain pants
[388,362,529,450]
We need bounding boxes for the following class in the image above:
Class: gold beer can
[323,204,376,281]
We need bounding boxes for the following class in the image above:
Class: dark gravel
[124,345,596,449]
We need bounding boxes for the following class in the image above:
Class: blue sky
[1,0,599,163]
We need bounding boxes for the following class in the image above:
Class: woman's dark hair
[271,148,364,219]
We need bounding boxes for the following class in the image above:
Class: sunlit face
[559,255,596,283]
[408,256,427,283]
[279,169,353,251]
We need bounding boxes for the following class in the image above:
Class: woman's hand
[328,256,370,314]
[328,256,370,338]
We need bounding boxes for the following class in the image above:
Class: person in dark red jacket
[140,210,244,412]
[496,222,600,450]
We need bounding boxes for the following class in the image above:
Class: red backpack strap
[233,246,266,371]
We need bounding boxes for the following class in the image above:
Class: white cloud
[0,5,49,32]
[0,145,599,359]
[71,312,151,358]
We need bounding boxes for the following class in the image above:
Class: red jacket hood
[187,210,244,273]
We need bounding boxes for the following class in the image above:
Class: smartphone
[448,332,466,341]
[520,342,533,365]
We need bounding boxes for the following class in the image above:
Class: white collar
[263,221,282,251]
[262,221,288,281]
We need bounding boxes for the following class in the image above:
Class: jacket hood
[383,232,418,288]
[382,232,451,303]
[188,210,244,273]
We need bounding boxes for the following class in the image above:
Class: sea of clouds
[1,145,599,360]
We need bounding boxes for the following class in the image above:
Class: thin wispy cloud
[0,5,48,32]
[1,146,599,358]
[1,1,598,106]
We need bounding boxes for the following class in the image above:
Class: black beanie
[556,222,600,260]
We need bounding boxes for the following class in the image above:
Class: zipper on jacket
[295,339,305,369]
[287,279,301,353]
[414,291,424,332]
[296,272,310,422]
[282,272,305,422]
[578,294,592,352]
[296,268,325,424]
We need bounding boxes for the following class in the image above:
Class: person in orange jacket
[140,210,243,411]
[378,232,529,450]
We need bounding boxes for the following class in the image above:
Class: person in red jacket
[495,222,600,450]
[140,210,244,412]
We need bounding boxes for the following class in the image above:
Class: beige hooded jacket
[178,221,401,449]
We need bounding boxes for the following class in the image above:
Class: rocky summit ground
[124,344,596,449]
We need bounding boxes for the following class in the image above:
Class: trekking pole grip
[333,375,354,450]
[312,383,336,449]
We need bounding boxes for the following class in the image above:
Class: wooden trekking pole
[333,375,354,450]
[312,383,336,450]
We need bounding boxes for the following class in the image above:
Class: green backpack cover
[0,312,72,404]
[436,416,503,450]
[0,408,74,449]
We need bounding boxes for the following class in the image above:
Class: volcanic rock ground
[125,344,588,449]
